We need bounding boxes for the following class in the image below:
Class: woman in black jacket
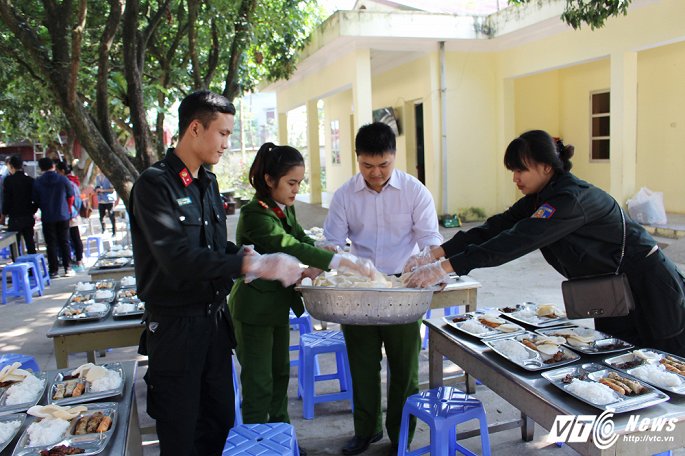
[405,130,685,355]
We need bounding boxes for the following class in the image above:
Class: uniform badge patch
[176,197,192,206]
[531,203,556,219]
[178,168,193,187]
[258,200,269,209]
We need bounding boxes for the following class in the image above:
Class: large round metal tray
[295,286,436,325]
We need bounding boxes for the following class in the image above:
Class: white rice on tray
[91,369,123,392]
[565,379,617,405]
[0,420,21,444]
[27,418,70,446]
[459,319,489,334]
[491,339,531,363]
[631,364,683,388]
[5,375,45,405]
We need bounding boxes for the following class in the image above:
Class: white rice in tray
[91,369,123,392]
[5,375,45,405]
[0,420,21,444]
[565,379,617,405]
[27,418,70,446]
[491,339,531,363]
[459,319,489,334]
[631,364,683,388]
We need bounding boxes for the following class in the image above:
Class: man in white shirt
[324,122,443,455]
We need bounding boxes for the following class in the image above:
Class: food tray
[74,282,96,293]
[118,276,136,289]
[498,302,569,328]
[58,301,110,322]
[92,289,115,303]
[68,292,93,305]
[0,413,25,453]
[111,301,145,319]
[12,402,117,456]
[0,373,47,415]
[535,325,633,355]
[116,289,138,300]
[296,286,436,325]
[484,332,580,371]
[93,257,130,269]
[442,311,525,340]
[542,363,669,413]
[604,349,685,395]
[94,280,116,290]
[48,363,125,406]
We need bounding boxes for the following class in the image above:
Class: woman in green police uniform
[229,143,376,439]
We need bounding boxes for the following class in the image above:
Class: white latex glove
[403,261,450,288]
[245,252,302,287]
[315,240,341,253]
[332,253,378,279]
[403,246,437,273]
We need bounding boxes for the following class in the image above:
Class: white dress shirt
[324,169,443,275]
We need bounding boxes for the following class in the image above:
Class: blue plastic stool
[0,353,40,373]
[1,263,43,304]
[222,423,300,455]
[0,247,11,259]
[398,386,491,456]
[422,306,461,350]
[297,330,353,419]
[289,310,318,372]
[232,356,242,426]
[15,254,51,289]
[85,236,103,258]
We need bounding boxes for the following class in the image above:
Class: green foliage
[508,0,632,30]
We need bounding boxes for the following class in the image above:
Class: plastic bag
[627,187,667,225]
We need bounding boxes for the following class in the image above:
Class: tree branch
[223,0,257,100]
[203,17,219,88]
[186,0,203,89]
[96,0,124,148]
[68,0,87,106]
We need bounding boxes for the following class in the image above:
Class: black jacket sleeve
[447,192,587,275]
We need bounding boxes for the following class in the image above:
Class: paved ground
[1,206,684,455]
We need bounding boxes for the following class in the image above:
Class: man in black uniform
[2,155,37,257]
[130,90,303,455]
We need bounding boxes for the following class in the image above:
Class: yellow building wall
[323,90,355,192]
[637,40,685,213]
[514,71,560,137]
[442,52,500,215]
[558,59,611,191]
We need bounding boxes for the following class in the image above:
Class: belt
[146,298,226,318]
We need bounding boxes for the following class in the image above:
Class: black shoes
[386,442,408,455]
[299,446,307,456]
[341,432,383,455]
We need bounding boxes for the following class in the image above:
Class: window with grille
[590,91,610,160]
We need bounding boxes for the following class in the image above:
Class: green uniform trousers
[341,320,420,444]
[233,319,291,424]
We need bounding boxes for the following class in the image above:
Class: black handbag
[561,207,636,319]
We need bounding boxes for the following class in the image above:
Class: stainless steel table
[425,318,685,455]
[88,266,135,282]
[431,275,480,311]
[0,230,20,260]
[47,314,144,369]
[0,360,142,456]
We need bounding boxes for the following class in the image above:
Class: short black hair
[178,90,236,138]
[504,130,574,173]
[38,157,55,171]
[355,122,396,157]
[249,142,304,198]
[8,155,22,169]
[55,161,70,173]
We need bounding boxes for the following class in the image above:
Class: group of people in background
[131,90,685,456]
[0,156,118,278]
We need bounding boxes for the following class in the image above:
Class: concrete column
[352,48,373,134]
[609,51,638,204]
[306,99,322,205]
[278,112,288,145]
[424,50,442,212]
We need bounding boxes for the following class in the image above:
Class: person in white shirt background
[323,122,443,456]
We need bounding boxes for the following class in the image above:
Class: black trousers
[42,220,70,274]
[596,249,685,356]
[141,305,235,456]
[69,225,83,262]
[98,203,116,234]
[7,215,36,257]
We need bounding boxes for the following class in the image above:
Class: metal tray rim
[484,332,581,371]
[0,373,48,416]
[535,325,634,355]
[603,349,685,395]
[442,312,526,340]
[0,413,26,454]
[48,364,125,406]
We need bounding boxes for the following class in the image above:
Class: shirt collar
[165,148,211,187]
[353,169,401,193]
